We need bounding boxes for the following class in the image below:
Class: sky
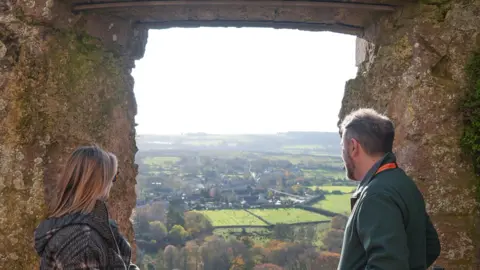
[132,28,358,135]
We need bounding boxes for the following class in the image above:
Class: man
[337,108,441,270]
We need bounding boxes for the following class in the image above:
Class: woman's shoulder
[48,223,107,251]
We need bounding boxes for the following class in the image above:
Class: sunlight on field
[249,208,330,224]
[302,169,345,179]
[313,194,351,215]
[194,210,268,227]
[308,185,356,193]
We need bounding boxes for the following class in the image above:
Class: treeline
[139,237,341,270]
[134,200,348,270]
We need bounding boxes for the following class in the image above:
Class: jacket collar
[34,200,117,255]
[87,200,118,247]
[350,152,397,207]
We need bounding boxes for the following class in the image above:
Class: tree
[154,249,167,270]
[316,252,340,269]
[164,245,179,270]
[149,221,168,242]
[230,256,246,270]
[169,225,189,246]
[184,212,213,236]
[167,199,185,230]
[199,237,231,270]
[273,224,294,241]
[240,236,254,249]
[134,211,151,236]
[253,263,284,270]
[179,247,189,270]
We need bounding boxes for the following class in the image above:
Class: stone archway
[0,0,479,269]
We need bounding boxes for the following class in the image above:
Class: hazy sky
[132,28,357,135]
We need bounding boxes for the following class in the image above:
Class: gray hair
[339,108,395,155]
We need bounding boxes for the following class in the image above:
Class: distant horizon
[137,130,340,136]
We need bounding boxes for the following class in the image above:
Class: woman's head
[49,145,118,218]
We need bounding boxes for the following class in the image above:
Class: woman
[34,145,139,270]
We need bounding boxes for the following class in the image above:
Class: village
[135,150,349,212]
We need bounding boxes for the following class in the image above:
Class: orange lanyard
[375,162,397,175]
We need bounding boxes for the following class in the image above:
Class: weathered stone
[340,0,480,268]
[0,1,145,269]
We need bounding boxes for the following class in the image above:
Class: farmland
[194,208,330,227]
[248,208,330,224]
[308,185,356,193]
[143,156,180,166]
[313,194,352,215]
[194,209,268,227]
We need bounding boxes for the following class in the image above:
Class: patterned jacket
[34,200,139,270]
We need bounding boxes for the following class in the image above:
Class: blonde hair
[49,145,118,218]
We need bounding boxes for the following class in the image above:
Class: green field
[248,208,330,224]
[144,156,180,166]
[194,210,268,227]
[302,169,345,179]
[308,185,356,193]
[313,194,351,215]
[267,154,342,165]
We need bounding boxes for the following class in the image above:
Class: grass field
[302,169,345,179]
[144,156,181,166]
[307,185,356,193]
[194,210,268,227]
[248,208,330,224]
[313,194,351,215]
[267,154,343,165]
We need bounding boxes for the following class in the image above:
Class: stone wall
[340,1,480,268]
[0,0,147,268]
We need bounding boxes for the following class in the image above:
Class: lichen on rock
[461,51,480,178]
[0,3,141,268]
[340,0,480,268]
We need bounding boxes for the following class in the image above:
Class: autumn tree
[164,245,179,270]
[167,198,185,230]
[229,256,246,270]
[322,215,347,253]
[199,237,231,270]
[184,211,213,236]
[133,211,151,237]
[169,225,190,246]
[316,252,340,270]
[253,263,284,270]
[154,249,167,270]
[149,221,168,242]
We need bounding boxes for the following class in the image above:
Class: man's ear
[350,138,360,157]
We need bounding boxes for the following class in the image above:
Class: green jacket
[337,152,441,270]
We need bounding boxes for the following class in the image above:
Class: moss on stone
[461,50,480,199]
[10,29,126,145]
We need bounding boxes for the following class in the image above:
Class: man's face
[341,136,357,181]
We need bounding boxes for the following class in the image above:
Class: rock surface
[340,1,480,268]
[0,0,146,268]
